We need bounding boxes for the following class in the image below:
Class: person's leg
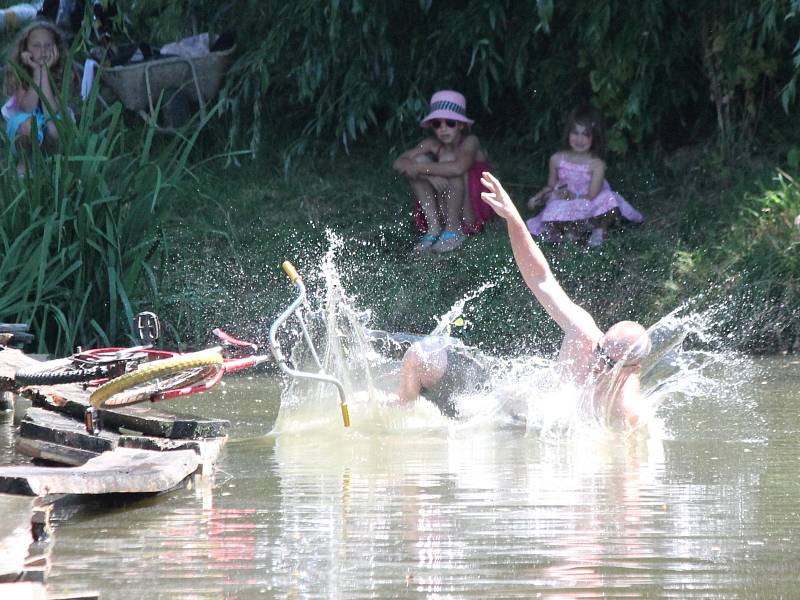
[43,121,59,154]
[407,154,442,236]
[432,175,466,252]
[588,208,619,247]
[13,118,33,176]
[458,172,475,228]
[398,342,448,403]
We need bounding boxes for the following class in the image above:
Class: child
[393,90,492,253]
[2,20,67,175]
[525,105,643,247]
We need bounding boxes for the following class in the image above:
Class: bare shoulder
[549,152,565,166]
[589,156,607,173]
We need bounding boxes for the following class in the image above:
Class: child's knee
[413,153,435,165]
[15,118,32,138]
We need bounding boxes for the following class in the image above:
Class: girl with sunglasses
[393,90,492,253]
[525,104,643,247]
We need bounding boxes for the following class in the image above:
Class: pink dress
[526,158,643,238]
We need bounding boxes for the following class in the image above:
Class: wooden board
[0,447,200,496]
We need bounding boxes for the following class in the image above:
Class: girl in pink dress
[525,106,643,247]
[393,90,492,253]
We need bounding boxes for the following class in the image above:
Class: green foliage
[109,1,800,161]
[0,71,197,354]
[705,170,800,352]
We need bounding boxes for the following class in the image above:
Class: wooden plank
[18,408,118,456]
[0,447,200,496]
[100,404,230,439]
[15,438,101,467]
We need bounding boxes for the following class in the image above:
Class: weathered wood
[100,404,230,439]
[0,347,41,391]
[0,447,200,496]
[118,435,226,475]
[14,438,101,467]
[18,408,118,456]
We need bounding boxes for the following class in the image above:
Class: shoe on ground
[414,232,438,252]
[432,230,464,253]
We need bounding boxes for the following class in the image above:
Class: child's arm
[405,134,480,178]
[393,138,438,175]
[527,153,560,208]
[585,158,607,200]
[17,49,61,114]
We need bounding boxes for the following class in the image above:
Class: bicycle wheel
[90,349,224,408]
[15,357,115,386]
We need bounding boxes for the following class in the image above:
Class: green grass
[152,138,800,355]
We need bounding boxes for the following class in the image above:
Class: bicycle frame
[268,261,350,428]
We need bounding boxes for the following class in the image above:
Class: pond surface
[3,355,796,599]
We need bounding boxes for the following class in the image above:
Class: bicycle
[94,261,350,427]
[17,262,351,433]
[87,261,350,428]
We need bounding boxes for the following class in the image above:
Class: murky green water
[1,356,793,598]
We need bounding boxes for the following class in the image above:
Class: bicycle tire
[90,349,224,408]
[15,358,114,386]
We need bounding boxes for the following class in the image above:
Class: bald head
[600,321,651,365]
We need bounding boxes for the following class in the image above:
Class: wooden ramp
[0,447,200,496]
[0,347,229,470]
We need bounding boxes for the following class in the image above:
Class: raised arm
[480,171,597,334]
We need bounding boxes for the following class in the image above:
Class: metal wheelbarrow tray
[101,42,235,132]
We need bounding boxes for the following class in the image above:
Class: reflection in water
[33,242,800,597]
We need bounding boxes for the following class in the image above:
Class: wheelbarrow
[98,33,235,133]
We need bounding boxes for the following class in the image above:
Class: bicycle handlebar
[282,261,301,285]
[270,260,351,428]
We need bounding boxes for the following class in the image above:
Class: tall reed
[0,62,198,354]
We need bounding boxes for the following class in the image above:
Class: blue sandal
[414,232,438,252]
[432,230,465,253]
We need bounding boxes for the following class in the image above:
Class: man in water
[398,171,651,427]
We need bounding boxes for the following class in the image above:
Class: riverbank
[152,139,800,356]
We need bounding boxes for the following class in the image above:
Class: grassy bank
[153,138,800,356]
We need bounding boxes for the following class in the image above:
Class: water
[5,247,800,598]
[33,357,800,599]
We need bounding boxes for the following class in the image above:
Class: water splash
[270,237,759,441]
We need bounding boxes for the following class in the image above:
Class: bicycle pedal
[135,311,161,344]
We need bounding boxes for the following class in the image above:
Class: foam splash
[270,237,757,440]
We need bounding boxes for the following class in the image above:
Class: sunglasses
[430,119,458,130]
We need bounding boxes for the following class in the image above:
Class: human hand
[45,45,59,69]
[480,171,521,221]
[527,191,546,211]
[21,51,38,69]
[554,184,576,200]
